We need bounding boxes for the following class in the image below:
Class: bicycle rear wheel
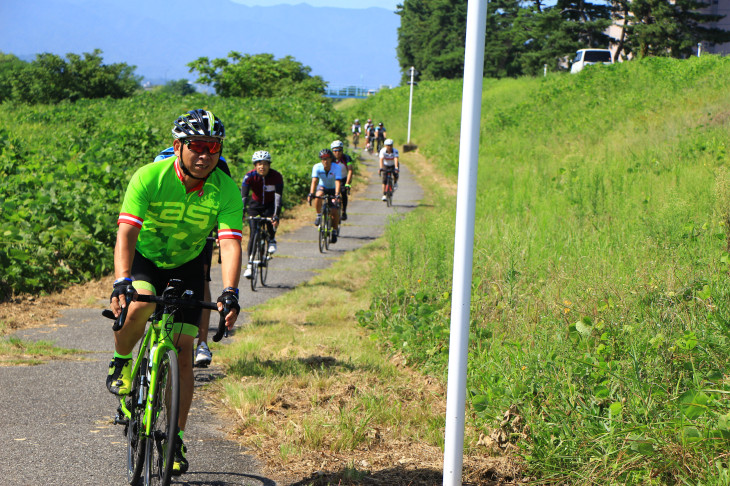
[386,174,393,207]
[259,233,269,287]
[126,357,147,485]
[143,349,179,486]
[250,227,260,291]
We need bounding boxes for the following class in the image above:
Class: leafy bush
[0,92,346,299]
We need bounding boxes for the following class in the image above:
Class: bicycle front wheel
[126,357,147,485]
[323,208,331,251]
[143,349,179,486]
[259,234,269,287]
[250,228,260,291]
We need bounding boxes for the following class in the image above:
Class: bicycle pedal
[114,414,129,426]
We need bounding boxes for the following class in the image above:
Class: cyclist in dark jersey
[330,140,353,221]
[375,122,387,151]
[241,150,284,279]
[366,124,377,151]
[108,109,243,476]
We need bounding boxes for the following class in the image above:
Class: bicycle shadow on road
[172,472,277,486]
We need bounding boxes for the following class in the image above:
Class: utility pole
[442,0,487,484]
[407,66,417,144]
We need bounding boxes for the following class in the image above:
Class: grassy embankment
[347,56,730,484]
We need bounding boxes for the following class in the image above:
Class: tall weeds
[350,56,730,483]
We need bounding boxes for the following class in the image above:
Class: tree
[511,0,612,75]
[0,49,140,103]
[395,0,730,79]
[160,79,196,96]
[624,0,730,57]
[396,0,468,82]
[188,53,326,98]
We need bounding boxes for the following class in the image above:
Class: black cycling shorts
[131,250,205,327]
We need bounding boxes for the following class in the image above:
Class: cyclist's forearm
[219,239,242,290]
[114,223,140,279]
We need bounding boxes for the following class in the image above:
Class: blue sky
[232,0,401,9]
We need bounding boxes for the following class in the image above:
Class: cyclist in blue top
[307,148,342,243]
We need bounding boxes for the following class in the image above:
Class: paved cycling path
[0,149,423,486]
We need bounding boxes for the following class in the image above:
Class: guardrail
[324,85,373,99]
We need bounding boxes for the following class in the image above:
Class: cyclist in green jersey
[107,109,243,476]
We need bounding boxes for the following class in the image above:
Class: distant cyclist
[365,122,376,153]
[307,148,342,243]
[364,118,373,135]
[241,150,284,279]
[379,138,399,201]
[331,140,353,221]
[107,109,242,476]
[375,122,387,152]
[351,119,361,149]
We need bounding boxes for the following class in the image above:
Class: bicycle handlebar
[103,289,231,342]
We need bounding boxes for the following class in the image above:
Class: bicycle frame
[106,283,230,485]
[117,312,178,434]
[248,216,274,290]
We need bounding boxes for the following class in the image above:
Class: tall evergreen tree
[396,0,468,82]
[625,0,730,57]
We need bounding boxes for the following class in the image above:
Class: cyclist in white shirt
[351,119,361,149]
[379,138,399,201]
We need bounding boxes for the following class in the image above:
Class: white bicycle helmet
[384,138,394,146]
[330,140,344,150]
[172,109,225,140]
[252,150,272,163]
[354,118,359,123]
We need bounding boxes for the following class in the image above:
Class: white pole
[698,42,702,57]
[407,66,415,143]
[443,1,487,485]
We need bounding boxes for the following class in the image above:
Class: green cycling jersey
[117,156,243,268]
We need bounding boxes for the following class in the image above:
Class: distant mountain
[0,0,401,89]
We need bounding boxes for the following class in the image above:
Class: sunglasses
[182,139,222,154]
[332,148,342,152]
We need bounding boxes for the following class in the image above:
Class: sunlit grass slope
[348,56,730,484]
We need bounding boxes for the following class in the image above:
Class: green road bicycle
[103,280,231,486]
[247,216,274,291]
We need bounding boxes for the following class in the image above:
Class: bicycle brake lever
[212,299,232,342]
[111,287,136,331]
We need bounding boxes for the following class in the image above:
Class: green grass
[212,239,456,468]
[348,56,730,484]
[0,334,84,365]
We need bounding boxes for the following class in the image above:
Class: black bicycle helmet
[319,148,334,159]
[172,109,225,140]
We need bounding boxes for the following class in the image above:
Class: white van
[570,49,613,73]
